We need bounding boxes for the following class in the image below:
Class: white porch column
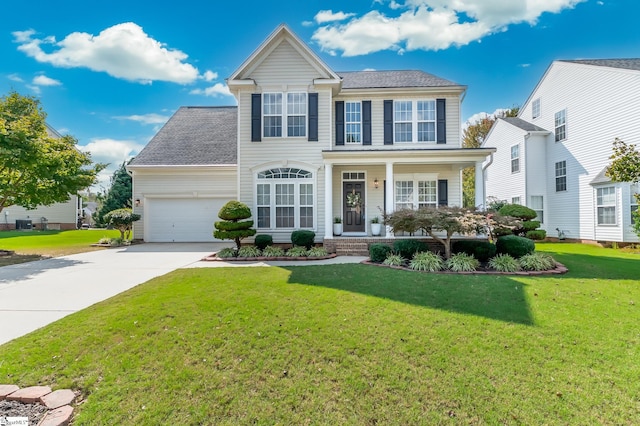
[324,163,333,239]
[474,161,485,210]
[385,162,394,237]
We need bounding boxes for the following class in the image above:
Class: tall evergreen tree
[93,161,133,225]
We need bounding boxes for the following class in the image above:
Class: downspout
[481,152,494,209]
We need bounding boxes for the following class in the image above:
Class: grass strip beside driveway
[0,230,120,257]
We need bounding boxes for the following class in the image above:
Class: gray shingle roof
[560,59,640,72]
[338,70,460,89]
[130,107,237,166]
[501,117,548,132]
[590,166,612,185]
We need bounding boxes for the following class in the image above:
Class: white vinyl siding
[597,186,616,225]
[3,197,78,229]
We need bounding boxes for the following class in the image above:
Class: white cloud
[8,74,24,82]
[519,63,531,68]
[81,138,145,189]
[190,83,233,98]
[12,22,200,84]
[463,108,510,130]
[312,0,585,56]
[203,70,218,82]
[314,10,357,23]
[32,74,62,86]
[113,113,170,125]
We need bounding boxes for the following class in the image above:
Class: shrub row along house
[483,59,640,244]
[127,24,495,244]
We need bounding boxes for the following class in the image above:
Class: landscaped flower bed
[203,245,336,262]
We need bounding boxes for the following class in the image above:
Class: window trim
[393,99,437,143]
[511,144,520,173]
[596,186,617,226]
[262,92,307,139]
[555,160,567,192]
[554,109,567,142]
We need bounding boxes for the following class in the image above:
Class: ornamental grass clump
[445,252,480,272]
[488,253,520,272]
[286,246,308,257]
[307,247,328,257]
[238,245,261,257]
[217,247,237,259]
[262,246,285,258]
[518,252,556,271]
[383,253,405,267]
[409,251,444,272]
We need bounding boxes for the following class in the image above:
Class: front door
[343,181,365,233]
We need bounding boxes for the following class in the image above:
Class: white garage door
[146,198,226,242]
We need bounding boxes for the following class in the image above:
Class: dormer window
[263,92,307,138]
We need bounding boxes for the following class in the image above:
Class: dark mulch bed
[0,253,45,267]
[0,400,48,425]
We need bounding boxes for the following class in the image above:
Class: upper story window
[263,92,307,138]
[345,102,361,144]
[596,186,616,225]
[511,144,520,173]
[555,161,567,192]
[394,100,436,143]
[554,109,567,142]
[532,98,541,119]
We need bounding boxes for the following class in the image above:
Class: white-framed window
[512,196,521,205]
[532,98,541,119]
[345,101,361,144]
[530,195,544,223]
[256,167,314,229]
[511,144,520,173]
[596,186,616,225]
[630,183,639,225]
[555,109,567,142]
[555,161,567,192]
[263,92,307,138]
[395,175,438,210]
[394,100,436,143]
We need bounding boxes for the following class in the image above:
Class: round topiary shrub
[496,235,535,258]
[525,229,547,240]
[217,201,252,220]
[291,230,316,249]
[369,243,392,263]
[452,240,497,263]
[214,200,256,250]
[254,234,273,250]
[393,239,428,260]
[498,204,538,220]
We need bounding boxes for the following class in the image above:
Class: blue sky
[2,0,638,189]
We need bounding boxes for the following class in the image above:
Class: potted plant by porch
[370,216,382,236]
[333,217,343,236]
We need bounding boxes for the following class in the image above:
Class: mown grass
[0,243,638,424]
[0,229,119,257]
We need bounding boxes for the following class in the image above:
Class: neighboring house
[2,124,81,231]
[128,24,495,243]
[483,59,640,243]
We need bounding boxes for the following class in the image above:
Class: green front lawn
[0,243,638,424]
[0,229,119,257]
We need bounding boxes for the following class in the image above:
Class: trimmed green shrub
[238,246,261,257]
[307,247,328,257]
[103,208,140,240]
[383,253,405,266]
[519,252,556,271]
[214,201,256,250]
[452,240,497,262]
[409,251,444,272]
[262,246,285,257]
[217,201,252,220]
[291,230,315,249]
[217,247,237,258]
[526,230,547,240]
[499,204,538,220]
[489,254,520,272]
[369,243,392,263]
[286,246,308,257]
[496,235,535,258]
[215,220,255,231]
[254,234,273,250]
[393,239,428,260]
[522,221,541,231]
[446,253,480,272]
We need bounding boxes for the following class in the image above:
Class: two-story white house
[128,24,495,246]
[483,59,640,244]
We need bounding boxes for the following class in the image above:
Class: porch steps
[324,237,447,257]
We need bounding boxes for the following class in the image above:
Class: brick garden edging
[0,384,75,426]
[361,259,569,275]
[202,253,338,262]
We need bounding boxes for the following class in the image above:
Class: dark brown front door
[343,181,365,233]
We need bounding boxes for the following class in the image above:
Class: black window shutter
[362,100,372,145]
[383,100,393,145]
[436,98,446,144]
[251,94,261,142]
[438,179,448,206]
[335,101,344,146]
[308,93,318,141]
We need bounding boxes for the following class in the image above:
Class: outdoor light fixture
[135,199,141,207]
[373,178,379,189]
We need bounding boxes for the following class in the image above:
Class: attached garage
[145,198,228,242]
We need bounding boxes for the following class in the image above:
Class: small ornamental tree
[214,201,256,250]
[606,138,640,239]
[104,208,140,240]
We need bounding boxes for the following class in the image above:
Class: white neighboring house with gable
[2,124,82,231]
[483,59,640,243]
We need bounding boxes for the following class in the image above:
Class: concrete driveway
[0,243,227,345]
